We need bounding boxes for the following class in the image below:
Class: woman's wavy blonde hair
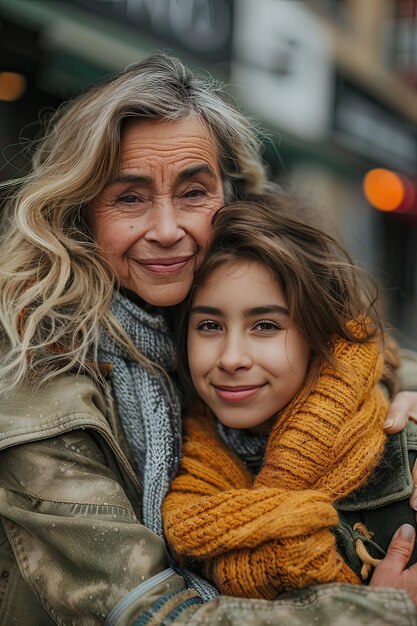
[0,53,272,394]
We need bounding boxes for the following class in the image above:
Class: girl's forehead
[192,258,284,306]
[196,259,253,291]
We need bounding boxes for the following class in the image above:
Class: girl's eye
[253,319,281,332]
[196,319,222,332]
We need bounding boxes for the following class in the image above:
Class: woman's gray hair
[0,53,272,392]
[35,53,270,201]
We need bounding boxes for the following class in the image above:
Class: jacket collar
[338,431,414,510]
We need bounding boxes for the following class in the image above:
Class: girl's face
[187,259,311,431]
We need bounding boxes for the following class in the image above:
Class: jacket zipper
[103,568,175,626]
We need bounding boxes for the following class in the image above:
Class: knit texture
[99,292,182,535]
[163,329,389,599]
[99,292,218,600]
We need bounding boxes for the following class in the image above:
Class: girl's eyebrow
[247,305,289,317]
[190,305,289,316]
[190,306,222,315]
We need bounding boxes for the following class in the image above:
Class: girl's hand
[383,391,417,433]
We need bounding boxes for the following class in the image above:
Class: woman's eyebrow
[177,164,216,182]
[114,174,151,184]
[113,165,215,186]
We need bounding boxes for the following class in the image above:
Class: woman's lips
[135,256,193,274]
[213,385,265,403]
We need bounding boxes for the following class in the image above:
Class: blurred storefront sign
[383,0,417,88]
[231,0,333,141]
[62,0,233,63]
[333,75,417,172]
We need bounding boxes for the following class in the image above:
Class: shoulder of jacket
[0,372,110,451]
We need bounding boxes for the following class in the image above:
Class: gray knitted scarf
[216,422,268,474]
[99,291,217,601]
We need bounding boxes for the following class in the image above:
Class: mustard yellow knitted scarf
[163,330,389,599]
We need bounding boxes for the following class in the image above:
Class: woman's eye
[183,187,207,199]
[196,319,221,332]
[118,192,142,204]
[253,320,281,332]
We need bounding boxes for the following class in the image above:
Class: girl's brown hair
[177,193,385,403]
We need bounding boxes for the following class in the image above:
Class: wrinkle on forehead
[116,119,223,190]
[119,117,220,163]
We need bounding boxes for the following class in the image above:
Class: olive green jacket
[1,361,417,625]
[336,425,417,573]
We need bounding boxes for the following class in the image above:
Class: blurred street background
[1,0,417,346]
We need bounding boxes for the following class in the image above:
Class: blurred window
[386,0,417,86]
[310,0,346,19]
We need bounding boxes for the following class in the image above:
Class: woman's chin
[124,283,190,308]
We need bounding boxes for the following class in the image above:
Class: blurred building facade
[0,0,416,344]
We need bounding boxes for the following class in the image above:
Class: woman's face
[187,260,310,431]
[88,117,225,306]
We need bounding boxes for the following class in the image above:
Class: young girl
[163,195,401,600]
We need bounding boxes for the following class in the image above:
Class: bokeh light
[363,168,415,213]
[0,72,27,102]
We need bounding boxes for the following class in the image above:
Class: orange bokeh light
[363,168,405,212]
[0,72,26,102]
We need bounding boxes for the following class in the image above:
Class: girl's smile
[212,383,266,403]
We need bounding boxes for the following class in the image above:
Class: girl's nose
[217,335,252,373]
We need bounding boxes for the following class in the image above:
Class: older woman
[0,53,416,626]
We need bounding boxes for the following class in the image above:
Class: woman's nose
[145,202,185,246]
[217,335,252,373]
